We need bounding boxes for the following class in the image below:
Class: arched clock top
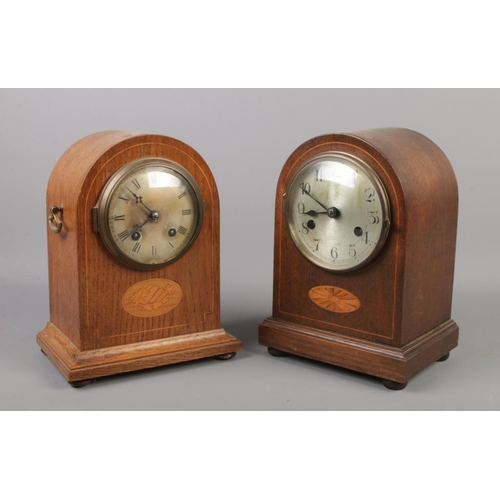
[260,127,459,390]
[39,131,240,385]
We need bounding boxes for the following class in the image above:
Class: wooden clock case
[258,128,459,389]
[37,131,241,385]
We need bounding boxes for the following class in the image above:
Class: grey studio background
[0,88,498,410]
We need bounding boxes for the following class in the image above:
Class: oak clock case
[258,128,459,390]
[37,131,242,387]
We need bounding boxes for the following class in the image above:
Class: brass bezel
[95,157,204,271]
[284,152,391,273]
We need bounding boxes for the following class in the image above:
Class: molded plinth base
[37,322,242,383]
[258,317,458,385]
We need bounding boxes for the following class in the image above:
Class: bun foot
[216,352,237,360]
[70,379,95,388]
[268,347,288,357]
[437,352,450,362]
[382,379,408,391]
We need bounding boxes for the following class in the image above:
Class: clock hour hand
[130,218,151,241]
[130,210,160,241]
[299,184,341,219]
[135,218,152,231]
[305,210,327,217]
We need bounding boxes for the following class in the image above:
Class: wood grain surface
[38,131,241,382]
[121,279,183,318]
[259,128,459,385]
[308,286,361,313]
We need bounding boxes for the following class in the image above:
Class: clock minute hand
[299,185,330,211]
[126,187,155,215]
[299,185,341,219]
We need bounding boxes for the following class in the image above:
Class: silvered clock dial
[285,153,391,272]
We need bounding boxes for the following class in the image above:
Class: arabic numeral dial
[285,153,391,272]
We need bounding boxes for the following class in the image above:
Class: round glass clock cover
[285,153,391,272]
[96,158,203,270]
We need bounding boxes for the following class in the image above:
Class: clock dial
[285,153,390,272]
[96,158,203,270]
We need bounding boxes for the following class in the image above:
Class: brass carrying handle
[48,206,63,234]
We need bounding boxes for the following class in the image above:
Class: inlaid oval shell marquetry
[122,279,182,317]
[308,286,361,313]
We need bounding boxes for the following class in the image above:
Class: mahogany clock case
[37,131,242,384]
[259,128,459,389]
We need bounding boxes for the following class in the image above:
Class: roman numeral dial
[96,158,203,270]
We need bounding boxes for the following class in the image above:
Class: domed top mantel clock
[38,131,241,386]
[258,128,459,390]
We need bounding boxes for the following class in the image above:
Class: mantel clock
[38,131,241,386]
[258,128,459,389]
